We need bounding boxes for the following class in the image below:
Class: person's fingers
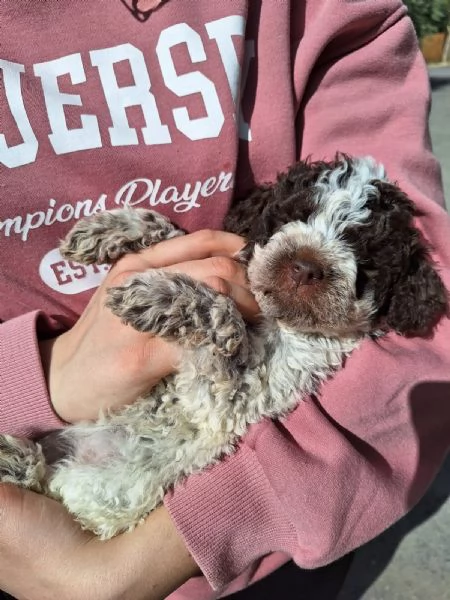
[106,231,246,287]
[104,234,260,322]
[164,255,249,288]
[164,257,260,320]
[203,276,260,322]
[137,229,246,268]
[111,254,259,321]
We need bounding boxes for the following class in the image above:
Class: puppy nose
[290,259,324,285]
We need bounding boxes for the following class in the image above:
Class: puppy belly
[45,426,159,538]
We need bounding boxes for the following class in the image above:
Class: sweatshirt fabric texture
[1,1,450,598]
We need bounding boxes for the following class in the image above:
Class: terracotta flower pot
[420,32,447,63]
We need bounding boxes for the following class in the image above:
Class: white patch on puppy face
[311,156,385,240]
[314,156,385,209]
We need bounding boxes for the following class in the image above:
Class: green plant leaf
[403,0,450,38]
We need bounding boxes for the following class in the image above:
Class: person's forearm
[107,505,200,600]
[0,484,198,600]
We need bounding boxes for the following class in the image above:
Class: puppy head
[245,156,448,337]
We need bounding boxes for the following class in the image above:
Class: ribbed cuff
[164,444,297,591]
[0,311,66,438]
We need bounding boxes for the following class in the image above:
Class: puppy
[0,155,447,539]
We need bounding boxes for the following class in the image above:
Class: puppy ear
[224,185,273,239]
[386,247,448,337]
[225,158,329,242]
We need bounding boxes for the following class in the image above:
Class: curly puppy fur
[1,155,448,539]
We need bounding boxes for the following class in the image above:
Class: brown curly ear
[224,158,333,243]
[386,248,449,337]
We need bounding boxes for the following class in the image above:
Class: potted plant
[404,0,450,62]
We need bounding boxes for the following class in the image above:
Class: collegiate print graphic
[1,16,252,169]
[0,11,254,307]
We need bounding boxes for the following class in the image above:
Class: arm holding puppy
[0,230,258,600]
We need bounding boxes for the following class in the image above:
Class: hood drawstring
[121,0,165,22]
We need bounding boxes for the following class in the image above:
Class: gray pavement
[337,66,450,600]
[430,66,450,211]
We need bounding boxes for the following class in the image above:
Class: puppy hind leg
[106,271,249,362]
[0,434,47,493]
[60,208,184,265]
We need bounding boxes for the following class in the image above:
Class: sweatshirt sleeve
[165,1,450,592]
[0,312,65,438]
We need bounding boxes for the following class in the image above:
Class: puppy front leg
[0,434,47,493]
[60,208,184,265]
[106,271,249,363]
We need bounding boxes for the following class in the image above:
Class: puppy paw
[60,208,184,265]
[106,270,247,358]
[0,435,47,492]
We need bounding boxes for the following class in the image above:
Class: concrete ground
[338,66,450,600]
[430,66,450,210]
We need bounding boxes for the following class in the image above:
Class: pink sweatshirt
[1,1,450,598]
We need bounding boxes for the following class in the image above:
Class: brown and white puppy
[226,155,447,338]
[0,155,447,539]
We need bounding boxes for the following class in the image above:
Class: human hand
[40,230,259,423]
[0,484,198,600]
